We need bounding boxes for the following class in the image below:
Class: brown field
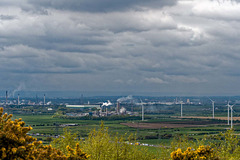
[121,122,206,129]
[121,116,233,129]
[121,121,211,129]
[181,116,240,121]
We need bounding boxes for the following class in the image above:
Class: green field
[12,113,240,146]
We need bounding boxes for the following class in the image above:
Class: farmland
[11,112,239,146]
[3,95,240,147]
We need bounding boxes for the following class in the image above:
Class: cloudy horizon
[1,0,240,96]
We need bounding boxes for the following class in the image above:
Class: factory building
[66,104,101,110]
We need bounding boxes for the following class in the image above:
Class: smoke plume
[117,95,133,103]
[101,100,112,107]
[12,82,26,98]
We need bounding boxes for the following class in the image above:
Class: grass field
[11,112,240,146]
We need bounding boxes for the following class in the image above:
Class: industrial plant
[2,90,240,130]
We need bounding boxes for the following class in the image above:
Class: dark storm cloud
[1,0,240,95]
[28,0,177,12]
[0,15,16,20]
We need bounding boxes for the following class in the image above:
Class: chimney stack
[6,91,8,105]
[117,102,120,114]
[44,94,46,106]
[18,94,20,105]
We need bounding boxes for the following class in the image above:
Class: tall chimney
[131,100,133,112]
[44,94,46,106]
[81,94,83,105]
[36,94,38,104]
[18,94,20,105]
[117,102,120,114]
[6,91,8,105]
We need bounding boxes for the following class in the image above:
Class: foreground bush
[52,122,240,160]
[171,145,218,160]
[0,108,89,160]
[169,129,240,160]
[52,122,157,160]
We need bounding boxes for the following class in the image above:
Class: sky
[1,0,240,96]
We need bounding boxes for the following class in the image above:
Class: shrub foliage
[171,146,218,160]
[52,122,157,160]
[0,107,89,160]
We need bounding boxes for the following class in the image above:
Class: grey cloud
[28,0,177,12]
[1,0,240,95]
[0,44,128,75]
[0,0,28,6]
[144,77,167,84]
[164,75,207,83]
[0,15,16,20]
[192,0,240,21]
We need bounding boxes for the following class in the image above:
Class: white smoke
[12,82,26,98]
[120,107,126,114]
[101,100,112,107]
[117,95,133,103]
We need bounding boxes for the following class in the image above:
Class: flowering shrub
[0,107,89,160]
[52,122,157,160]
[171,145,218,160]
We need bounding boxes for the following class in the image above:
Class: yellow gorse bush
[0,107,89,160]
[171,145,218,160]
